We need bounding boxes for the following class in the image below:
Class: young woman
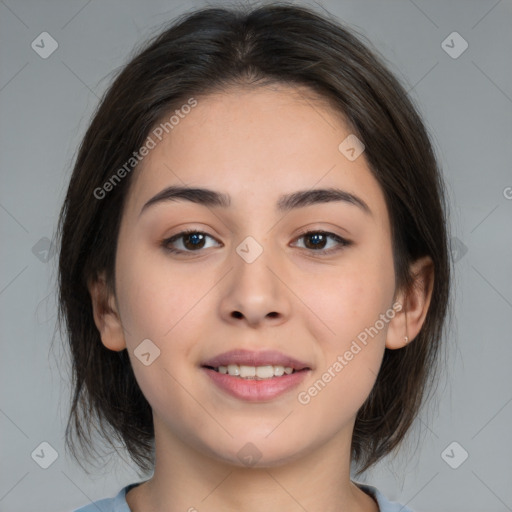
[58,3,450,511]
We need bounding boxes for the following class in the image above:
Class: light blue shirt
[72,481,413,511]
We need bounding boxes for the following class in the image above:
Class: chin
[202,434,313,470]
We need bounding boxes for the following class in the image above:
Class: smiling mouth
[202,364,308,380]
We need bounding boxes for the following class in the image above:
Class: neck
[127,416,378,512]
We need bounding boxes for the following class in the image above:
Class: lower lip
[202,367,310,402]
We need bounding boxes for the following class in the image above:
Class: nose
[218,239,291,328]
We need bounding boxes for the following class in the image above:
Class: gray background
[1,0,511,511]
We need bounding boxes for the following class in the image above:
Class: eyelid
[293,225,350,241]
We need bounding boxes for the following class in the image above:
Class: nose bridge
[234,232,278,295]
[220,231,289,326]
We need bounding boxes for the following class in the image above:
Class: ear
[88,271,126,352]
[386,256,434,350]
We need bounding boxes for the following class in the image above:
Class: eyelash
[161,228,352,256]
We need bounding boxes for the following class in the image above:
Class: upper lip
[201,349,311,370]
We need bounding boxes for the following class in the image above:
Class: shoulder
[355,482,414,512]
[72,482,142,512]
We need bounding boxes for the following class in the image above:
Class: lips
[201,349,311,371]
[200,349,312,402]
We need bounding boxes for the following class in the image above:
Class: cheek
[114,247,209,427]
[115,239,205,343]
[302,250,396,348]
[114,234,227,372]
[294,266,393,436]
[294,247,395,406]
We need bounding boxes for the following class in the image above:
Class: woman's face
[106,85,400,466]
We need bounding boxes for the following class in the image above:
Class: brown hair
[57,2,451,476]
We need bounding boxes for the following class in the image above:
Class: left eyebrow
[138,185,372,217]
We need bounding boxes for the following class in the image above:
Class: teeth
[274,366,285,376]
[255,365,273,379]
[227,364,239,376]
[240,365,256,378]
[214,364,297,379]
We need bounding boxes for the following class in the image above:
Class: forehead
[124,85,387,219]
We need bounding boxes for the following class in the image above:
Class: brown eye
[162,230,221,254]
[292,231,351,255]
[181,232,206,250]
[303,232,328,250]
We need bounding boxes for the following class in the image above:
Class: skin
[89,84,433,512]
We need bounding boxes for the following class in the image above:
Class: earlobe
[386,256,434,350]
[88,272,127,352]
